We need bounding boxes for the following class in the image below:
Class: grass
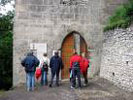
[104,0,133,32]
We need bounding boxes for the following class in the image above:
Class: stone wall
[13,0,130,86]
[14,0,104,86]
[100,26,133,91]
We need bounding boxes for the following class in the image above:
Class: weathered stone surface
[100,27,133,92]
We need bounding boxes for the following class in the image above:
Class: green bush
[0,11,14,90]
[104,0,133,32]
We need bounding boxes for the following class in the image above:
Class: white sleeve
[39,58,43,68]
[47,58,50,66]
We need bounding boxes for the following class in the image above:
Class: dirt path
[0,77,133,100]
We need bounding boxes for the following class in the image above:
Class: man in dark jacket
[21,52,39,91]
[49,51,63,87]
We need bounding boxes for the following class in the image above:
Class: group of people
[21,50,89,91]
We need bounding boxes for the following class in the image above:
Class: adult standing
[39,53,50,86]
[21,51,39,91]
[49,51,63,87]
[70,50,82,89]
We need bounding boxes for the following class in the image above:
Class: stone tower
[14,0,128,86]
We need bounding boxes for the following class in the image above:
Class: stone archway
[61,32,88,79]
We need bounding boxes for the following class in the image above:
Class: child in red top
[80,52,89,85]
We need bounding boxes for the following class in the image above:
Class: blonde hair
[81,52,85,57]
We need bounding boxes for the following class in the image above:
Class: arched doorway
[61,32,88,79]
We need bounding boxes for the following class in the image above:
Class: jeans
[26,72,35,91]
[41,71,48,86]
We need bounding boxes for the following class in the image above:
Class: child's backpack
[42,62,48,72]
[73,62,80,70]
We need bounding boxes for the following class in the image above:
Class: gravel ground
[0,77,133,100]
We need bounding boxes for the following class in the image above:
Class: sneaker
[83,83,87,87]
[49,84,52,87]
[70,86,75,89]
[27,88,30,92]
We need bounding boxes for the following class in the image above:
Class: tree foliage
[0,11,14,90]
[0,0,12,6]
[104,0,133,32]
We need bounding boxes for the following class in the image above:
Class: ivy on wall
[104,0,133,32]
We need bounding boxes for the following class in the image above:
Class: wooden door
[61,33,88,79]
[61,34,74,79]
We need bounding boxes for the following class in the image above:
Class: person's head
[27,51,33,56]
[54,50,59,56]
[73,49,77,55]
[43,53,47,57]
[81,52,85,57]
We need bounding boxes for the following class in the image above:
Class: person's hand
[69,68,72,73]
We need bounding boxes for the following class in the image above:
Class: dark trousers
[71,68,81,87]
[82,70,88,84]
[50,70,60,85]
